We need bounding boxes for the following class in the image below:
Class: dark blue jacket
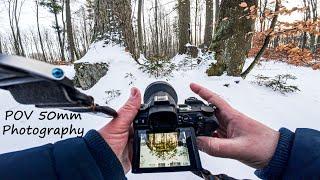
[0,128,319,180]
[0,130,126,180]
[255,128,320,179]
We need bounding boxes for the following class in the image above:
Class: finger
[190,83,230,109]
[111,88,141,128]
[217,129,227,138]
[197,136,236,158]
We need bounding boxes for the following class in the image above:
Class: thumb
[197,136,236,158]
[111,87,141,128]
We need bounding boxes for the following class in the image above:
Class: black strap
[193,168,241,180]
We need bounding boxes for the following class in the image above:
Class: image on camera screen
[139,130,191,168]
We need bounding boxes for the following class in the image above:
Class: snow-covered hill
[1,41,320,179]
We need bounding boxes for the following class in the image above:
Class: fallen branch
[241,0,281,79]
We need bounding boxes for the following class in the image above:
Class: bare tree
[65,0,79,62]
[204,0,213,47]
[35,0,47,61]
[301,0,310,49]
[214,0,219,28]
[14,0,25,56]
[6,0,25,56]
[154,0,160,55]
[178,0,190,54]
[258,0,268,32]
[194,0,198,45]
[137,0,144,54]
[0,36,2,54]
[40,0,65,61]
[309,0,317,52]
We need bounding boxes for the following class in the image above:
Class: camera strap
[0,54,118,118]
[193,168,241,180]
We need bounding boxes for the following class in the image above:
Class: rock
[73,62,109,90]
[187,45,199,58]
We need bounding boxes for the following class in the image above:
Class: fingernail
[130,88,137,99]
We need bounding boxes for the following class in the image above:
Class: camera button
[201,105,215,116]
[198,116,204,120]
[182,115,190,122]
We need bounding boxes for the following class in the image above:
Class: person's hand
[99,88,141,173]
[190,83,280,169]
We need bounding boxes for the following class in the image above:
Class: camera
[132,81,219,173]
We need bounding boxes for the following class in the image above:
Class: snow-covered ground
[1,41,320,179]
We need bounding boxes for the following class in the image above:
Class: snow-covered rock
[73,62,109,90]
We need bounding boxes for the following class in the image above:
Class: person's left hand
[98,88,141,173]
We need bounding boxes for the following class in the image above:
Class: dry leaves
[248,33,319,70]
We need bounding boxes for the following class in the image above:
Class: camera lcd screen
[132,127,202,173]
[139,131,190,168]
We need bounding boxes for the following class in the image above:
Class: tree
[93,0,137,60]
[137,0,144,54]
[241,0,280,78]
[194,0,198,45]
[0,36,2,54]
[13,0,25,57]
[40,0,65,61]
[206,0,257,76]
[154,0,160,55]
[35,0,47,61]
[258,0,267,32]
[6,0,25,56]
[214,0,220,28]
[204,0,213,47]
[65,0,79,62]
[178,0,190,54]
[308,0,317,52]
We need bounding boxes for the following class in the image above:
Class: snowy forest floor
[1,41,320,179]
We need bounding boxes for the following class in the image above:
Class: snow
[1,42,320,179]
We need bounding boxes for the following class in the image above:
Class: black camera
[132,81,219,173]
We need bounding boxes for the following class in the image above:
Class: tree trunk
[194,0,198,45]
[14,0,25,57]
[154,0,160,55]
[0,36,2,54]
[93,0,137,60]
[54,11,65,61]
[204,0,213,47]
[137,0,144,54]
[117,0,137,59]
[65,0,78,62]
[143,1,147,56]
[178,0,190,54]
[36,0,47,61]
[207,0,257,76]
[214,0,220,29]
[8,3,20,56]
[61,1,66,59]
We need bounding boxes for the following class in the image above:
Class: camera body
[132,81,219,173]
[134,97,219,136]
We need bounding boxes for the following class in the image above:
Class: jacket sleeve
[255,128,320,179]
[0,130,126,180]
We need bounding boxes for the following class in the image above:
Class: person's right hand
[190,83,280,169]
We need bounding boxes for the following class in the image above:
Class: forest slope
[1,42,320,179]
